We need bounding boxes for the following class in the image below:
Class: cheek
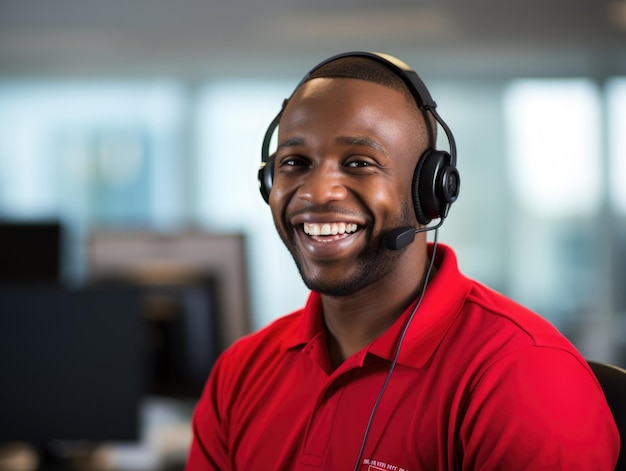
[381,172,419,227]
[376,171,414,211]
[268,181,293,230]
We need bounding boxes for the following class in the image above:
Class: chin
[305,280,362,298]
[301,267,379,297]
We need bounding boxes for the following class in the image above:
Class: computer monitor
[131,278,220,399]
[0,284,144,468]
[0,221,63,284]
[87,230,252,353]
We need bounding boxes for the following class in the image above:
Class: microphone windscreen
[383,227,416,250]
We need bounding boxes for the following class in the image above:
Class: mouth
[302,222,359,242]
[290,212,366,258]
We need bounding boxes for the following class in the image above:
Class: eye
[346,160,371,168]
[344,155,379,173]
[278,155,310,169]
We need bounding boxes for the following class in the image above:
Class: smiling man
[185,52,619,471]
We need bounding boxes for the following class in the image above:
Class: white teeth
[303,222,358,236]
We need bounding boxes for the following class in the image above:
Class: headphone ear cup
[412,150,434,225]
[258,153,275,204]
[412,149,460,224]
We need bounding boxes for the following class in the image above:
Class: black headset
[258,51,460,226]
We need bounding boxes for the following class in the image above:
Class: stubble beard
[278,204,415,297]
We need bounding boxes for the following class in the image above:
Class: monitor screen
[134,279,219,399]
[0,284,143,444]
[0,221,63,284]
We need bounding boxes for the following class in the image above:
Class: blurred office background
[0,0,625,469]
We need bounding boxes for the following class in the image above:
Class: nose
[297,163,348,204]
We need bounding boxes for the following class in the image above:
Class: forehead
[287,77,411,112]
[279,77,421,136]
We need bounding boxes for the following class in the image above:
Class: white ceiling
[0,0,625,79]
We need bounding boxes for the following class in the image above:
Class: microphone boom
[382,218,446,250]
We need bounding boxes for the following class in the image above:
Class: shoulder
[434,244,572,349]
[434,275,595,390]
[451,284,619,467]
[424,244,584,369]
[459,344,619,468]
[463,279,577,352]
[434,272,596,392]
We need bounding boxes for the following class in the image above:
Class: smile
[303,222,358,238]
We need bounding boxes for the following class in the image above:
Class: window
[504,79,602,217]
[608,78,626,214]
[0,81,184,225]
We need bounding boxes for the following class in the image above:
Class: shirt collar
[281,243,472,369]
[282,290,325,351]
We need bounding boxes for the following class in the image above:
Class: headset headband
[260,51,456,167]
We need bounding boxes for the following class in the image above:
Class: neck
[322,243,435,369]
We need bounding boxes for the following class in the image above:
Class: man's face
[269,77,425,297]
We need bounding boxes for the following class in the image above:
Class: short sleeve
[459,346,620,470]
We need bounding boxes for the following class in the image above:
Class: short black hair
[306,56,416,104]
[302,55,436,146]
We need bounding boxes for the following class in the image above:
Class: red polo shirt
[186,243,619,471]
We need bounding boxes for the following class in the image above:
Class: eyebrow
[276,137,305,150]
[277,135,386,153]
[336,136,385,153]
